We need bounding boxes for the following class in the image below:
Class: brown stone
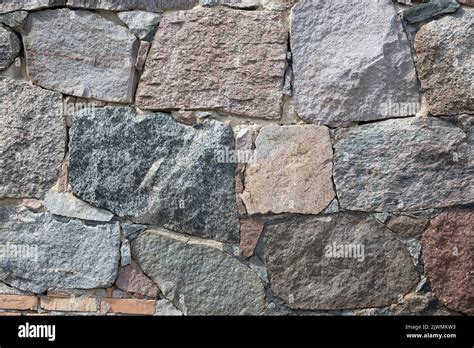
[40,296,97,312]
[115,261,159,298]
[457,0,474,6]
[135,40,150,71]
[242,125,335,215]
[22,199,44,212]
[136,8,287,119]
[240,218,264,257]
[100,298,156,315]
[390,292,458,316]
[386,214,429,238]
[0,294,38,310]
[422,209,474,314]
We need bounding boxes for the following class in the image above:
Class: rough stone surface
[414,10,474,116]
[0,26,20,70]
[264,213,419,310]
[240,218,264,258]
[155,299,183,316]
[0,77,65,198]
[291,0,419,126]
[422,209,474,314]
[66,0,198,11]
[120,240,132,266]
[69,107,239,243]
[132,228,266,315]
[117,10,161,41]
[221,0,258,9]
[135,40,151,71]
[262,0,295,11]
[390,292,457,316]
[0,11,28,29]
[403,0,460,24]
[122,223,147,241]
[116,261,159,298]
[386,214,429,238]
[242,125,334,215]
[44,190,114,222]
[0,206,120,293]
[136,8,287,119]
[334,117,473,212]
[458,0,474,6]
[23,8,138,103]
[0,0,64,14]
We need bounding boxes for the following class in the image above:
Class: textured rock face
[136,8,287,119]
[0,77,65,198]
[132,229,266,315]
[264,214,419,310]
[0,26,20,70]
[69,107,239,243]
[403,0,460,24]
[242,125,334,215]
[66,0,198,11]
[0,0,64,14]
[422,210,474,314]
[44,190,114,222]
[0,206,120,293]
[240,218,264,258]
[116,261,159,298]
[117,11,161,41]
[291,0,419,126]
[0,11,28,29]
[334,117,473,212]
[415,9,473,115]
[23,9,138,103]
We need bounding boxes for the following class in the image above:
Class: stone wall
[0,0,472,316]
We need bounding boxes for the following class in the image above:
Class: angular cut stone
[422,209,474,314]
[334,117,473,212]
[44,190,114,222]
[291,0,419,126]
[264,213,419,309]
[0,206,120,293]
[402,0,460,23]
[414,10,473,115]
[386,214,429,238]
[69,107,239,243]
[242,125,334,215]
[0,77,65,198]
[23,8,138,103]
[0,0,64,14]
[262,0,296,11]
[136,8,287,119]
[0,11,28,29]
[66,0,198,11]
[240,218,264,258]
[0,26,20,70]
[116,261,159,298]
[117,10,161,41]
[132,228,266,315]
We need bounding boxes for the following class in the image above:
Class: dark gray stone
[69,107,239,243]
[0,205,121,293]
[0,11,28,29]
[334,117,473,212]
[402,0,460,24]
[0,25,20,70]
[264,213,419,310]
[132,228,266,315]
[0,0,64,14]
[66,0,198,11]
[0,77,65,198]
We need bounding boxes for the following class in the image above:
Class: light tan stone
[242,125,335,215]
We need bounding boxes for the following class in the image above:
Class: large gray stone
[23,8,138,103]
[334,117,473,212]
[0,0,64,14]
[264,213,419,310]
[66,0,198,11]
[0,205,121,293]
[132,228,266,315]
[136,8,287,120]
[0,77,65,198]
[291,0,419,126]
[0,25,20,70]
[414,9,474,115]
[69,107,239,243]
